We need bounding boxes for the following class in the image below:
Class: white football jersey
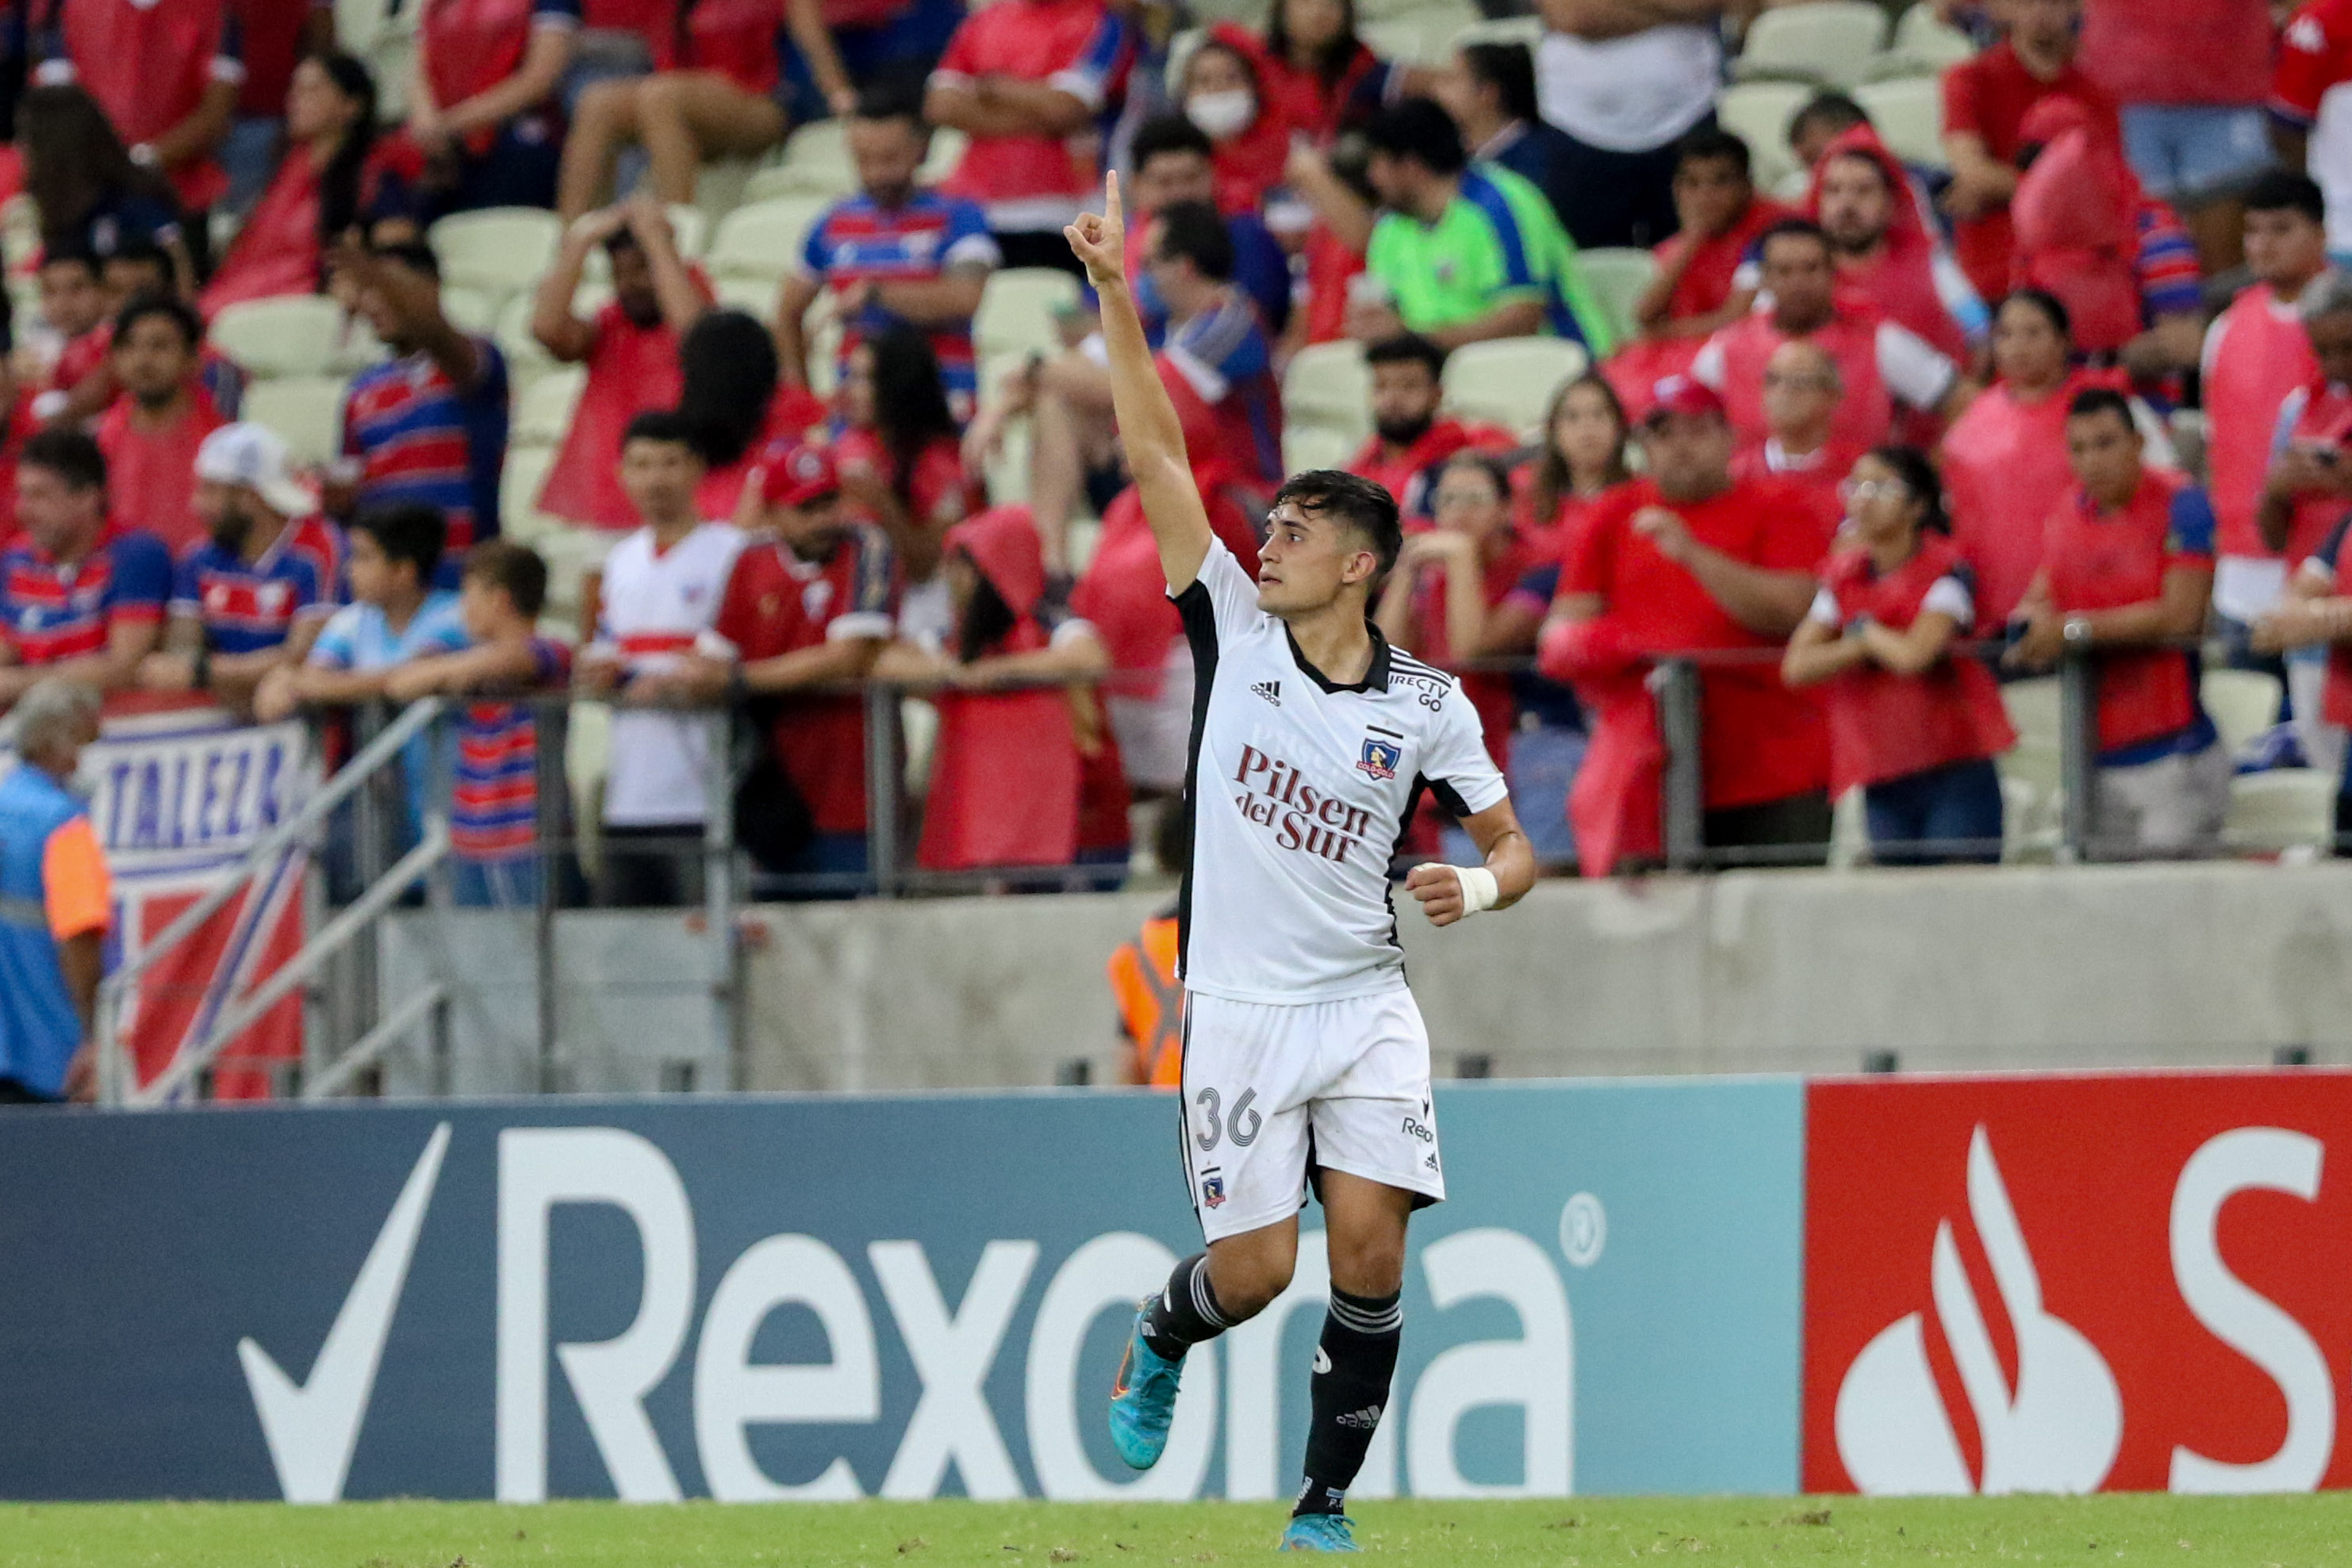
[1174,541,1506,1004]
[596,520,746,826]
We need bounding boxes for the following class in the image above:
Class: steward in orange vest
[1108,903,1182,1087]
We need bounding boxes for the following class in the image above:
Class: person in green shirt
[1287,97,1613,355]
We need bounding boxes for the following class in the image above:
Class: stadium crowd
[0,0,2344,897]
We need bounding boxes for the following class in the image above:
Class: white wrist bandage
[1456,865,1499,916]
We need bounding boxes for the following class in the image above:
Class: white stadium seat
[1716,81,1814,195]
[1879,1,1979,77]
[1281,341,1372,439]
[1732,1,1890,89]
[1574,248,1662,350]
[428,207,562,297]
[512,368,588,449]
[2226,771,2337,856]
[241,375,349,466]
[974,269,1082,360]
[1284,423,1358,477]
[1854,76,1950,171]
[1441,337,1588,439]
[709,197,831,286]
[207,296,348,380]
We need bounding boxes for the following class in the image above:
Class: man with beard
[1805,129,1978,362]
[93,295,224,556]
[532,197,712,532]
[139,424,343,714]
[0,429,172,707]
[1345,334,1512,521]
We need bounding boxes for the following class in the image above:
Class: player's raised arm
[1065,173,1215,593]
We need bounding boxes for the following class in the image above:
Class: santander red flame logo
[1832,1125,2121,1494]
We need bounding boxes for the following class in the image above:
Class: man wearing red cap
[1539,374,1836,875]
[662,443,898,891]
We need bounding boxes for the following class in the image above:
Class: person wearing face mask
[1344,334,1514,522]
[532,199,715,532]
[1178,38,1288,218]
[1783,447,2013,866]
[138,424,344,714]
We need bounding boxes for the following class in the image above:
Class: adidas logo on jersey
[1252,680,1282,707]
[1336,1404,1384,1430]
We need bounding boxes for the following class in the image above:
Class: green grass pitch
[6,1496,2352,1567]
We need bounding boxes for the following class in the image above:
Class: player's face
[1255,501,1375,616]
[15,466,101,558]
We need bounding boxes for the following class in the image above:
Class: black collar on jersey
[1283,618,1392,694]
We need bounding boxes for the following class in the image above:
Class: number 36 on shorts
[1193,1087,1261,1151]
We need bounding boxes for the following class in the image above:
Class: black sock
[1294,1286,1402,1517]
[1139,1252,1230,1363]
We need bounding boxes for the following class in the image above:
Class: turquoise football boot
[1278,1514,1359,1552]
[1107,1299,1183,1470]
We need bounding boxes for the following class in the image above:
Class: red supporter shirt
[1404,526,1547,765]
[236,0,326,117]
[1658,197,1790,323]
[696,385,830,521]
[679,0,786,96]
[2203,285,2319,562]
[2081,0,2273,108]
[2039,469,2217,756]
[931,0,1130,230]
[539,296,702,531]
[834,427,975,561]
[422,0,579,156]
[95,397,227,556]
[36,0,243,211]
[712,527,897,835]
[1730,439,1862,535]
[1561,476,1834,809]
[1941,44,2116,301]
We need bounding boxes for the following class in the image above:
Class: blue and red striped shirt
[343,343,511,583]
[0,529,172,665]
[800,190,1000,421]
[451,638,572,861]
[170,515,346,656]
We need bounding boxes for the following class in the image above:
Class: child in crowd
[386,539,572,907]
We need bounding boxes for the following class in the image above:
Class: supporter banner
[1805,1071,2352,1497]
[0,1079,1803,1501]
[3,703,315,1095]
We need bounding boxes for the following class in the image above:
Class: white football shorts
[1178,987,1444,1244]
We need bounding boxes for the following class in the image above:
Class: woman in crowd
[557,0,792,223]
[1782,447,2014,866]
[834,325,974,647]
[900,502,1114,874]
[1943,289,2161,634]
[1376,447,1585,868]
[202,55,414,315]
[1230,0,1398,144]
[405,0,576,215]
[20,86,194,289]
[679,309,827,519]
[1517,373,1633,541]
[1178,36,1290,217]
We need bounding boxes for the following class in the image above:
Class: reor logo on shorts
[1230,746,1374,865]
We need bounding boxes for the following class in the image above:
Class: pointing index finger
[1104,170,1122,227]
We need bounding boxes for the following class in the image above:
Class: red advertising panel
[1805,1071,2352,1495]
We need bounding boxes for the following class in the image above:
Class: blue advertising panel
[0,1078,1803,1501]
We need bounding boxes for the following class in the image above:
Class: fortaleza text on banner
[0,699,315,1099]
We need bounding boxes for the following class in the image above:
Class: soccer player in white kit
[1069,175,1537,1553]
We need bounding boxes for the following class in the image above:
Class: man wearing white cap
[139,423,345,714]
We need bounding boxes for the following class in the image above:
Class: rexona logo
[1805,1077,2352,1495]
[240,1123,1576,1503]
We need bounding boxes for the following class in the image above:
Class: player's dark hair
[1998,286,2073,342]
[865,324,957,516]
[1272,469,1403,577]
[624,408,705,453]
[113,292,201,350]
[1131,113,1215,171]
[1365,332,1445,380]
[371,239,442,282]
[677,309,778,469]
[38,243,99,282]
[1363,98,1466,178]
[1676,125,1752,181]
[19,427,106,493]
[463,538,549,619]
[351,503,446,581]
[2246,168,2328,226]
[1789,90,1869,149]
[1152,201,1235,282]
[1459,41,1539,126]
[2066,386,2137,433]
[1758,217,1834,263]
[1864,445,1949,535]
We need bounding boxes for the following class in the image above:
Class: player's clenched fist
[1406,862,1471,926]
[1065,172,1129,290]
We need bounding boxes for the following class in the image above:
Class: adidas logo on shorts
[1252,680,1282,707]
[1336,1404,1383,1429]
